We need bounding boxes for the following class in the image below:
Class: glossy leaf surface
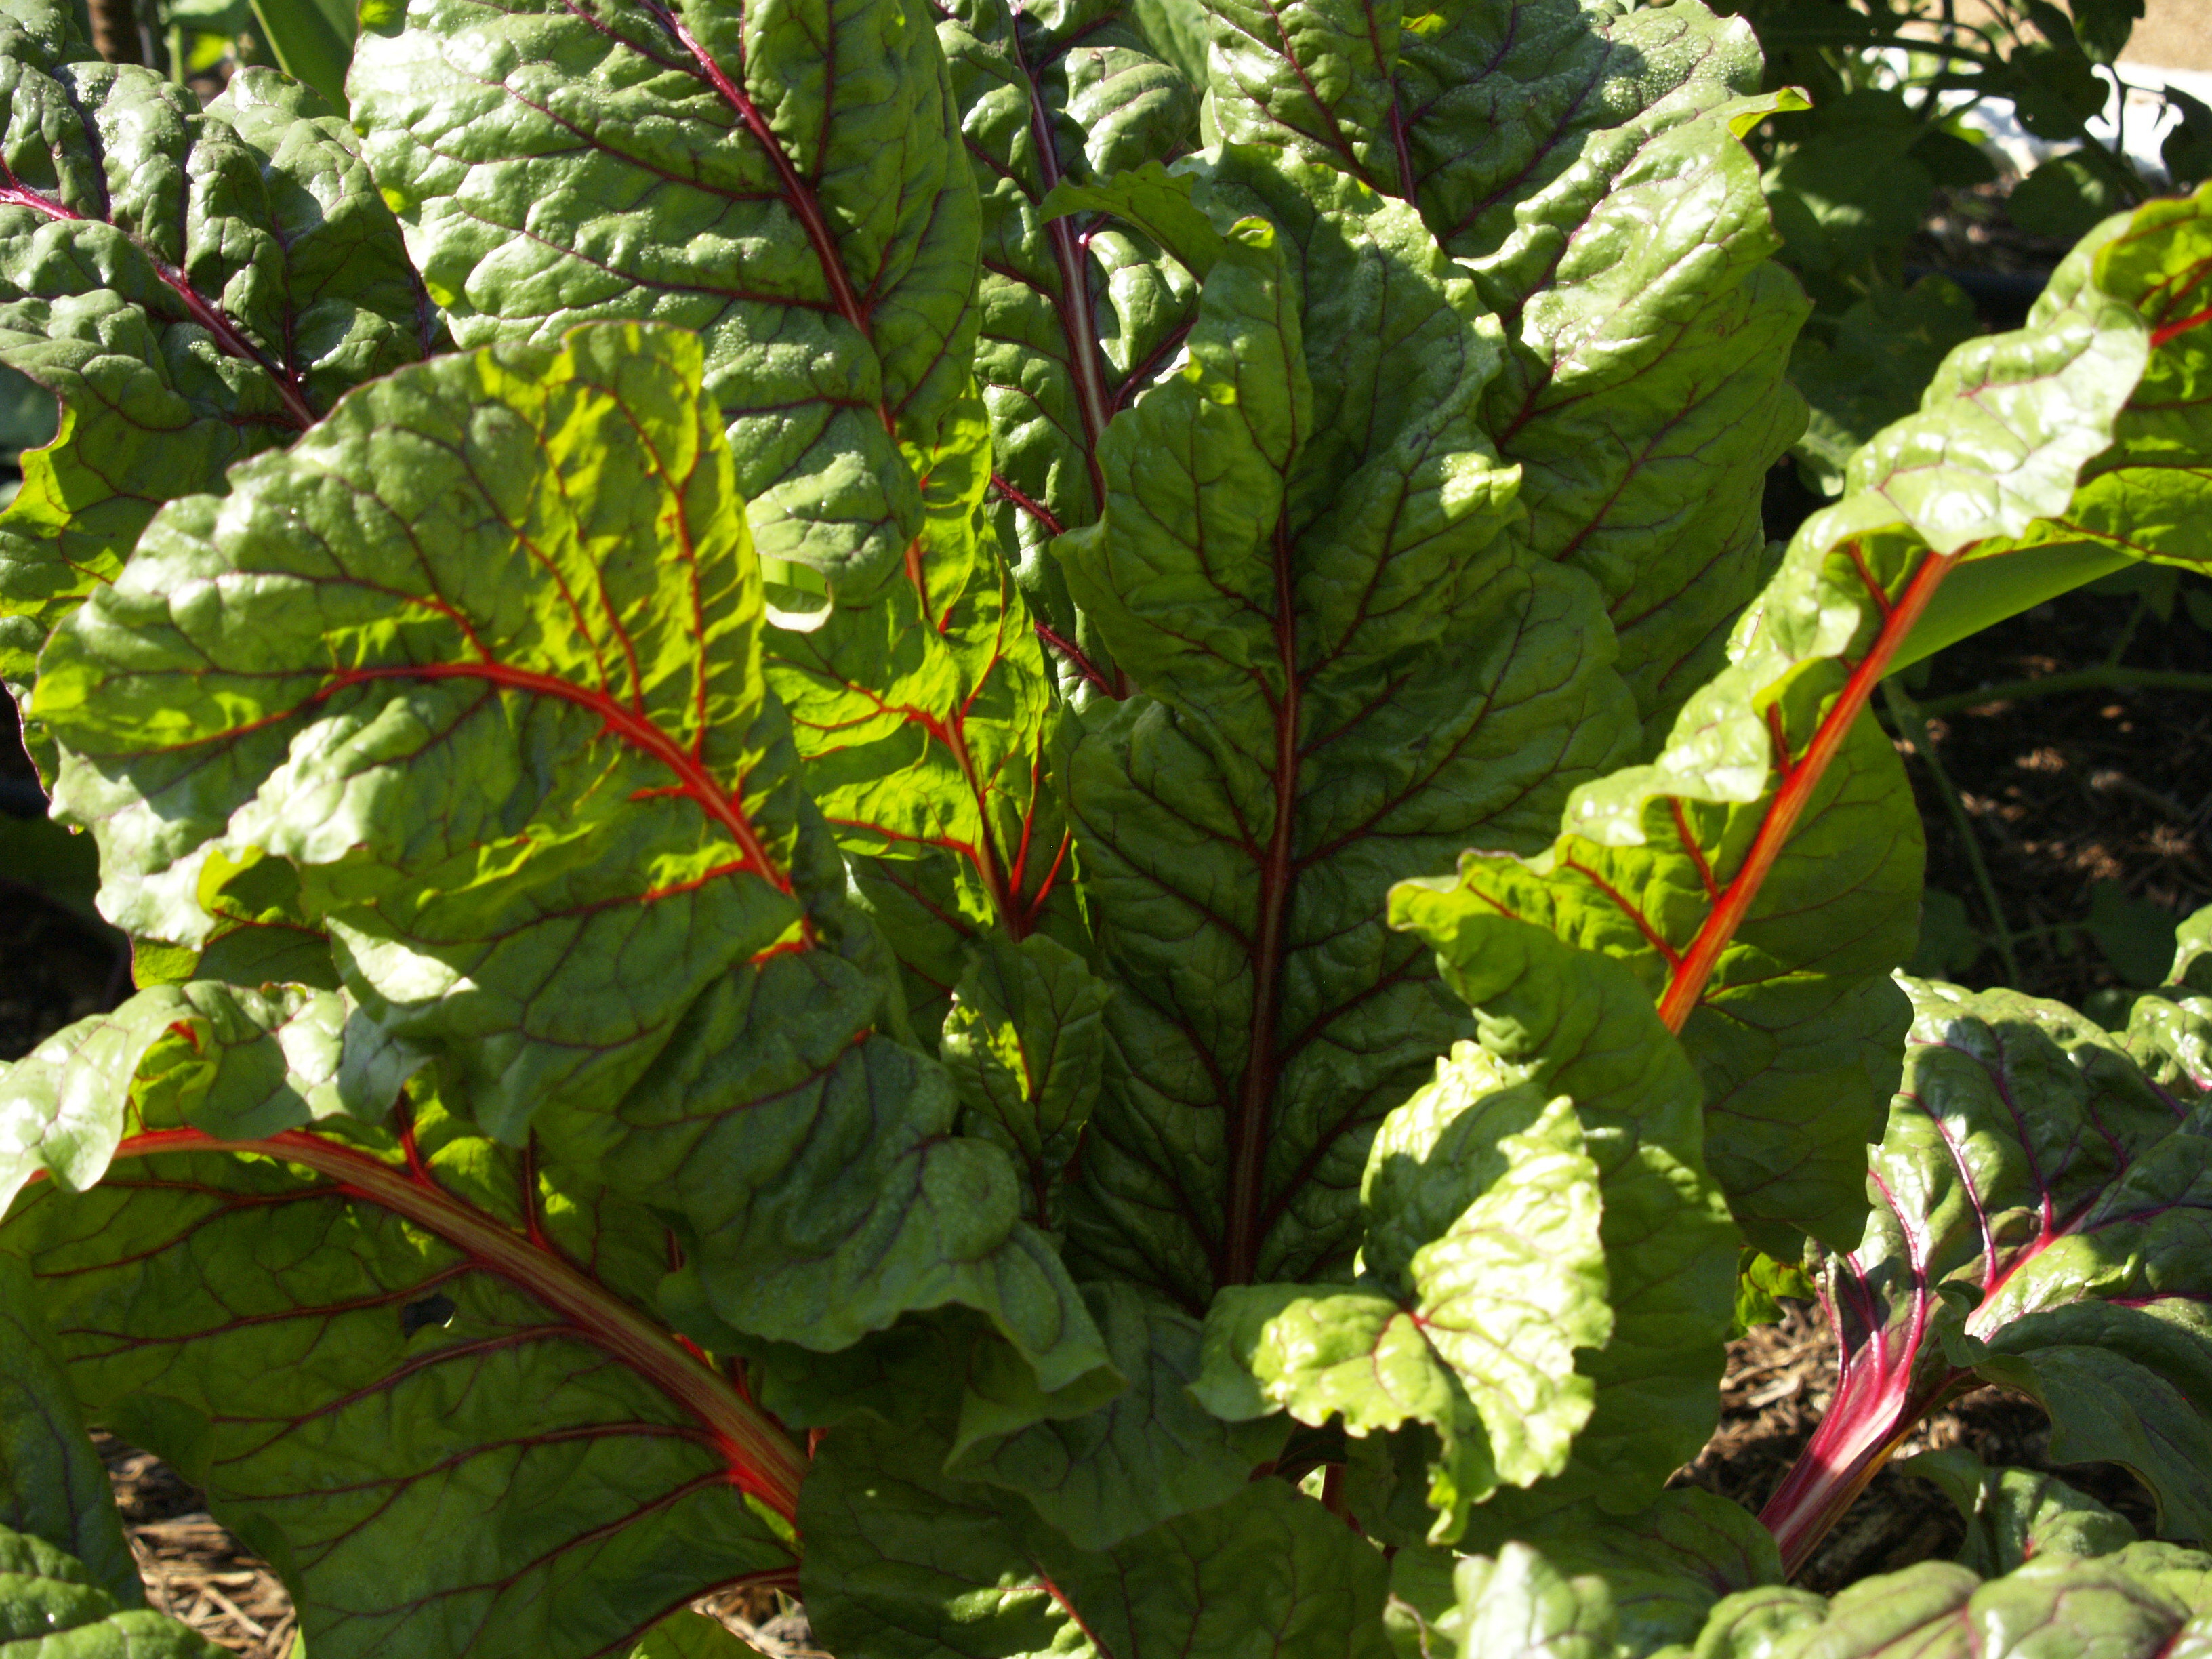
[351,0,981,591]
[1380,909,1734,1519]
[1195,1054,1610,1541]
[33,325,1106,1388]
[0,14,428,716]
[1057,154,1634,1305]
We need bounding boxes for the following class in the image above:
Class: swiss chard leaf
[350,0,981,592]
[762,392,1079,1040]
[1052,153,1636,1305]
[937,0,1201,667]
[1407,196,2181,1255]
[0,1522,224,1656]
[946,1279,1289,1551]
[1963,184,2212,579]
[800,1416,1392,1658]
[30,325,1108,1392]
[1198,0,1809,733]
[1662,1544,2212,1659]
[1896,1449,2139,1578]
[2,1101,808,1659]
[1378,908,1733,1520]
[1194,1051,1610,1542]
[1759,961,2212,1575]
[0,13,430,720]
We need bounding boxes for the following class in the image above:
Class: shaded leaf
[800,1416,1393,1658]
[1896,1448,2137,1577]
[941,932,1111,1229]
[0,1521,224,1655]
[949,1279,1288,1550]
[1,1092,806,1659]
[0,1252,138,1607]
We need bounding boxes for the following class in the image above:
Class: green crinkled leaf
[947,1279,1288,1550]
[1671,1545,2212,1659]
[0,16,430,724]
[1378,909,1734,1519]
[1732,1248,1818,1337]
[1199,0,1807,732]
[937,0,1200,655]
[31,323,1109,1392]
[1974,184,2212,578]
[1427,713,1921,1255]
[1896,1448,2137,1578]
[1795,976,2212,1552]
[800,1417,1393,1658]
[0,1521,223,1655]
[763,392,1077,1042]
[1456,1489,1782,1657]
[350,0,981,592]
[1040,161,1228,281]
[941,932,1112,1229]
[1401,192,2188,1256]
[1055,151,1635,1305]
[1,1096,805,1659]
[0,1254,138,1607]
[1445,1544,1615,1659]
[1195,1056,1610,1542]
[1,979,397,1214]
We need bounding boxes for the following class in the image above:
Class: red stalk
[100,1127,809,1525]
[1656,546,1957,1032]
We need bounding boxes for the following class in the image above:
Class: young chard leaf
[1052,154,1637,1305]
[0,10,430,720]
[1379,908,1734,1519]
[1759,961,2212,1576]
[350,0,981,592]
[939,930,1112,1229]
[1194,1053,1610,1542]
[1407,197,2185,1255]
[30,325,1108,1393]
[1199,0,1809,733]
[800,1416,1391,1658]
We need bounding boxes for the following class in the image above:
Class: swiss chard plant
[0,0,2208,1653]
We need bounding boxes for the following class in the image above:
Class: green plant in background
[0,0,2207,1654]
[1721,0,2210,495]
